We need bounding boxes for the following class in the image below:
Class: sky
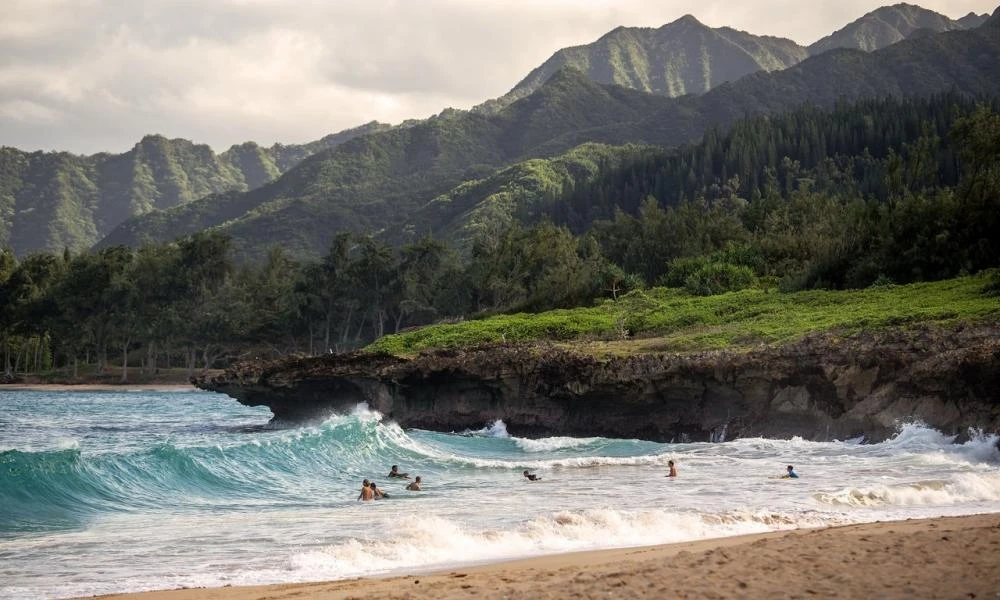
[1,0,996,155]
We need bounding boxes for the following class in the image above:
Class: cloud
[0,0,996,154]
[0,99,64,123]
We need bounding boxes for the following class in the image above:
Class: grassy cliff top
[365,273,1000,357]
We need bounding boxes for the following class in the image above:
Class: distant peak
[545,65,591,85]
[987,7,1000,27]
[227,141,261,150]
[664,14,705,28]
[866,3,932,17]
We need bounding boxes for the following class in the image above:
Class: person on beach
[406,476,422,491]
[783,465,799,479]
[523,470,541,481]
[667,460,677,478]
[358,479,375,501]
[371,482,388,498]
[388,465,410,479]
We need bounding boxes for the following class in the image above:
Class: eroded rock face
[198,324,1000,442]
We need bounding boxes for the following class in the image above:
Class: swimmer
[523,470,541,481]
[406,476,422,491]
[371,482,388,499]
[782,465,799,479]
[358,479,374,501]
[667,460,677,478]
[388,465,410,479]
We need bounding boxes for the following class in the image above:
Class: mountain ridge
[808,2,986,54]
[0,121,390,255]
[97,69,676,259]
[477,14,810,113]
[98,20,1000,261]
[5,4,999,257]
[477,3,987,115]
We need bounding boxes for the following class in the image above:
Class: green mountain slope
[423,17,1000,248]
[957,12,991,28]
[577,16,1000,150]
[478,15,809,113]
[408,142,653,252]
[808,3,985,54]
[99,69,674,259]
[479,4,982,115]
[0,121,388,256]
[99,18,1000,262]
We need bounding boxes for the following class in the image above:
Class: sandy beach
[85,513,1000,600]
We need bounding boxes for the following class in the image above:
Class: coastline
[1,383,198,392]
[85,513,1000,600]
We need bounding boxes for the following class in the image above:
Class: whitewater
[2,390,999,599]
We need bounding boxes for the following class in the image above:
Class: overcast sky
[1,0,996,154]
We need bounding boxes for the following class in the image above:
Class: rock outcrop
[197,323,1000,442]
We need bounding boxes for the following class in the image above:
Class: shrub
[662,256,713,288]
[683,263,757,296]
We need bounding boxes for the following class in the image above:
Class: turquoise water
[2,389,999,599]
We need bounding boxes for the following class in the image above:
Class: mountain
[988,6,1000,27]
[99,19,1000,262]
[98,69,675,259]
[808,3,986,54]
[957,12,991,28]
[478,4,983,115]
[0,121,389,256]
[477,15,809,113]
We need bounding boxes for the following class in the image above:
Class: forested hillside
[99,17,1000,260]
[479,4,986,114]
[98,69,676,259]
[3,4,991,258]
[808,3,987,54]
[3,93,997,379]
[0,121,389,256]
[478,15,808,113]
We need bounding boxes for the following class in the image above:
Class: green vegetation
[482,5,986,115]
[100,69,675,260]
[100,19,1000,261]
[2,95,998,379]
[0,122,389,257]
[366,273,1000,356]
[807,4,982,55]
[478,14,808,113]
[2,25,1000,378]
[5,11,997,260]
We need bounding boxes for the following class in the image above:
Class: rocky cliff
[197,323,1000,442]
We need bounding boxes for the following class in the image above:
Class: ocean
[2,389,999,599]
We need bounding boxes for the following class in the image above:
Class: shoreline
[85,513,1000,600]
[1,383,199,392]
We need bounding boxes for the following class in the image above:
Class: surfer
[523,470,541,481]
[371,482,388,499]
[358,479,375,501]
[388,465,410,479]
[782,465,799,479]
[667,460,677,478]
[406,476,422,491]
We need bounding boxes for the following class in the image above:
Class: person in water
[523,470,541,481]
[388,465,410,479]
[358,479,375,501]
[783,465,799,479]
[667,460,677,478]
[371,482,388,499]
[406,476,422,491]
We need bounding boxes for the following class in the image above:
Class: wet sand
[85,513,1000,600]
